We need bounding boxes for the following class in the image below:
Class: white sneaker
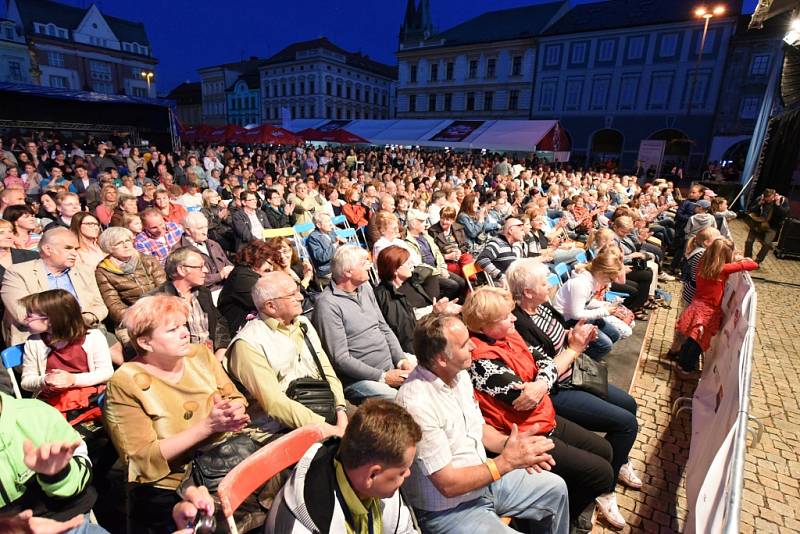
[595,493,626,529]
[618,462,643,489]
[659,272,676,282]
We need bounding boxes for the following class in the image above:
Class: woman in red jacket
[341,187,368,229]
[463,287,621,528]
[675,238,758,376]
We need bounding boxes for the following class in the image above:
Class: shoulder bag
[284,323,337,425]
[560,353,608,399]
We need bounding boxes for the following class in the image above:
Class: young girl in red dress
[675,238,758,376]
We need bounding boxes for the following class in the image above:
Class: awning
[749,0,799,29]
[230,124,302,145]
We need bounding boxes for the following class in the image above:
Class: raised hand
[23,440,80,476]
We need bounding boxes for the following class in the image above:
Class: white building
[259,38,397,123]
[396,0,569,118]
[3,0,157,96]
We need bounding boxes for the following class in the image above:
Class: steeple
[418,0,432,38]
[400,0,418,43]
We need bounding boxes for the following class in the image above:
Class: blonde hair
[587,247,623,280]
[699,238,734,281]
[461,287,514,332]
[586,228,616,252]
[123,294,190,356]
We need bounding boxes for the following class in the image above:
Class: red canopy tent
[181,124,212,143]
[205,124,246,144]
[296,128,370,144]
[231,124,302,145]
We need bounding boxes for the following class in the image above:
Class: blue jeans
[416,469,569,534]
[551,384,638,486]
[70,515,110,534]
[566,318,620,360]
[344,379,397,403]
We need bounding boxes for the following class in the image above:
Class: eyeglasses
[82,221,101,227]
[112,239,133,247]
[182,264,205,270]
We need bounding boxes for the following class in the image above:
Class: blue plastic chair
[605,291,630,302]
[292,222,315,235]
[335,228,358,241]
[586,248,596,261]
[554,263,570,285]
[546,273,560,288]
[575,251,587,264]
[1,344,24,399]
[331,214,349,228]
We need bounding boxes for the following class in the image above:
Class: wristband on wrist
[485,458,501,481]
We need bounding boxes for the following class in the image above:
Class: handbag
[631,257,648,271]
[562,353,609,399]
[190,432,262,492]
[284,323,337,424]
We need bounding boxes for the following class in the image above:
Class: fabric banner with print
[684,272,757,534]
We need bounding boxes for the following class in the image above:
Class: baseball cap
[704,189,717,197]
[697,199,711,209]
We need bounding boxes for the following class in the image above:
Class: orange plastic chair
[462,262,481,292]
[217,426,324,534]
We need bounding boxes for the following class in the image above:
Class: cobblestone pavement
[593,220,800,533]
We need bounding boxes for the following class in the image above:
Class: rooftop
[264,37,397,79]
[437,1,568,46]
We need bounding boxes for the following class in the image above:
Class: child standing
[674,238,758,376]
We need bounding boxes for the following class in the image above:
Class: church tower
[399,0,433,47]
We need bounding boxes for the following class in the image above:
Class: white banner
[684,272,757,534]
[637,140,666,178]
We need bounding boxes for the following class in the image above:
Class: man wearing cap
[404,208,465,300]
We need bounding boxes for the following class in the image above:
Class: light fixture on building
[694,5,726,18]
[784,18,800,47]
[140,71,154,91]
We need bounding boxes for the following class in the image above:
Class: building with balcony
[3,0,157,96]
[0,17,30,83]
[259,37,396,123]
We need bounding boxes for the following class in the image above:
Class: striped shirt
[681,248,705,305]
[530,304,568,355]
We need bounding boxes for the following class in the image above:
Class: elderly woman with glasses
[95,226,167,336]
[505,258,643,529]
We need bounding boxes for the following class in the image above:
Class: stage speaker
[776,218,800,259]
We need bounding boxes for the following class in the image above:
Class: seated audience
[0,217,38,279]
[306,211,343,287]
[227,272,347,437]
[20,289,113,421]
[134,208,183,265]
[462,287,615,527]
[94,184,118,226]
[2,227,108,346]
[218,239,273,334]
[374,245,460,353]
[405,208,466,300]
[178,212,233,293]
[0,391,100,531]
[554,247,627,360]
[44,192,81,231]
[200,188,233,251]
[268,400,420,534]
[342,187,368,229]
[231,190,271,251]
[154,247,230,360]
[506,259,643,528]
[262,188,292,229]
[428,206,471,275]
[70,212,106,270]
[103,295,250,533]
[95,226,166,336]
[4,204,41,250]
[153,189,187,226]
[475,217,527,285]
[265,236,313,292]
[396,314,569,534]
[313,245,411,403]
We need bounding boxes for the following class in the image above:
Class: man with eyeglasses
[2,227,108,346]
[228,272,348,437]
[154,247,230,361]
[231,190,272,251]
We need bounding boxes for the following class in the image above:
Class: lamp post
[140,71,154,95]
[688,5,725,116]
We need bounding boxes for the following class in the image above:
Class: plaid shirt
[134,222,183,265]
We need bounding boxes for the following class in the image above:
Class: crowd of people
[0,131,776,534]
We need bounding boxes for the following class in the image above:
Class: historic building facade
[3,0,157,96]
[258,38,396,124]
[197,57,263,126]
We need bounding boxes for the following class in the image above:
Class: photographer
[745,188,789,264]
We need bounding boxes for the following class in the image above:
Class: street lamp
[687,5,725,116]
[140,70,154,94]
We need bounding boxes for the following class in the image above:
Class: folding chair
[554,263,570,286]
[264,227,306,260]
[218,426,324,534]
[292,222,315,236]
[574,251,587,265]
[462,262,494,291]
[335,227,359,246]
[1,344,24,399]
[331,214,349,229]
[545,273,561,305]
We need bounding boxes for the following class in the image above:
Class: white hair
[313,211,331,226]
[98,226,134,254]
[505,258,550,303]
[181,211,208,229]
[252,271,294,311]
[331,245,368,283]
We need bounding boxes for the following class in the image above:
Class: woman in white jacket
[19,289,113,403]
[553,247,626,360]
